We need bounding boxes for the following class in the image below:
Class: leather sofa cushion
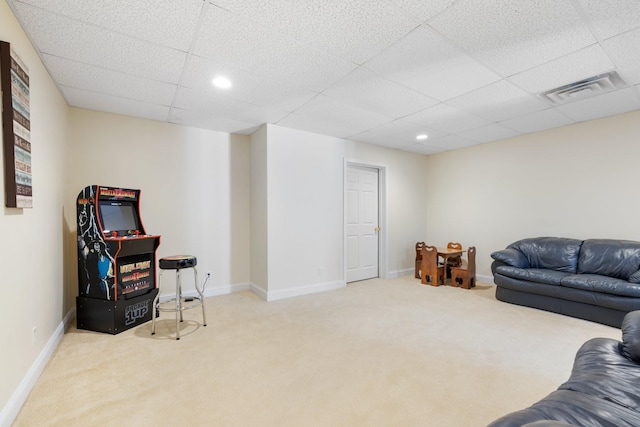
[560,337,640,412]
[560,274,640,297]
[495,266,568,285]
[508,237,582,273]
[577,239,640,280]
[621,311,640,363]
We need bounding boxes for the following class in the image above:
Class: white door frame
[344,159,388,282]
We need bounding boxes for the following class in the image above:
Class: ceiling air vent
[539,71,627,105]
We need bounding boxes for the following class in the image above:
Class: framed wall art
[1,40,32,208]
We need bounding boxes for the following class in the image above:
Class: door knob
[374,226,380,232]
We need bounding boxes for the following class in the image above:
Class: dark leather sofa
[488,311,640,426]
[491,237,640,328]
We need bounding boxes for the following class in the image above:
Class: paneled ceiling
[7,0,640,154]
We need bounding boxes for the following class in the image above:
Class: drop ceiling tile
[350,119,445,148]
[365,25,501,101]
[423,134,477,150]
[402,103,490,133]
[508,44,616,93]
[61,86,170,122]
[193,5,357,92]
[401,143,445,155]
[169,107,259,134]
[602,27,640,85]
[13,0,204,51]
[576,0,640,40]
[555,87,640,122]
[174,87,289,124]
[448,80,549,122]
[207,0,420,64]
[322,67,438,118]
[42,54,177,106]
[457,123,520,143]
[181,55,317,112]
[428,0,596,76]
[500,108,575,134]
[12,2,187,83]
[276,95,392,138]
[389,0,457,21]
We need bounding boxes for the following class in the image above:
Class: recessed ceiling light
[212,76,232,89]
[416,134,428,140]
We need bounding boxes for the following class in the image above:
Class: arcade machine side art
[76,185,161,334]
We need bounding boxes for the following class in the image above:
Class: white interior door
[346,165,379,283]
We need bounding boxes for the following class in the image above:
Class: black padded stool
[151,255,206,340]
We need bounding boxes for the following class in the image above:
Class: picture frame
[1,40,32,208]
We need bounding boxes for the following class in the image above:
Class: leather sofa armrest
[491,248,530,269]
[621,311,640,363]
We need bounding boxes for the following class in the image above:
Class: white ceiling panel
[14,0,205,51]
[61,86,171,122]
[389,0,457,22]
[508,44,616,93]
[193,4,357,92]
[458,123,521,143]
[448,80,550,122]
[402,103,490,134]
[174,87,290,124]
[576,0,640,40]
[322,67,438,118]
[169,107,260,134]
[500,109,575,134]
[43,54,177,106]
[429,0,597,76]
[7,0,640,155]
[602,27,640,85]
[11,1,187,84]
[364,25,501,101]
[555,87,640,122]
[351,119,446,148]
[277,95,392,138]
[208,0,421,65]
[181,55,317,112]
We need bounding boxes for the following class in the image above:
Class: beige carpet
[13,277,620,427]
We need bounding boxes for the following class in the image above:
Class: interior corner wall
[424,110,640,280]
[250,125,268,294]
[0,0,68,422]
[66,108,252,298]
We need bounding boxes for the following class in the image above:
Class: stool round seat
[159,255,197,270]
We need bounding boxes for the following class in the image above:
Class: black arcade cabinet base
[76,288,158,335]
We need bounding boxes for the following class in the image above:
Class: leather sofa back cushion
[508,237,582,273]
[577,239,640,280]
[621,311,640,363]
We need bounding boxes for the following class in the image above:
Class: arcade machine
[76,185,161,334]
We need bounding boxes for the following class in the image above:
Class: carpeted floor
[13,277,619,426]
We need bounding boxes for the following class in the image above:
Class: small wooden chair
[420,245,444,286]
[415,242,426,279]
[451,246,476,289]
[446,241,463,275]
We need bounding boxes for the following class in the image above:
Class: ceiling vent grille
[539,71,627,105]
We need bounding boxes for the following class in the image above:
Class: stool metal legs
[151,266,206,340]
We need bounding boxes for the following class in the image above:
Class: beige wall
[66,108,252,299]
[0,0,68,419]
[425,110,640,279]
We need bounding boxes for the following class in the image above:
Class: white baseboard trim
[157,282,251,303]
[0,308,75,427]
[250,283,268,300]
[477,274,494,284]
[262,280,346,302]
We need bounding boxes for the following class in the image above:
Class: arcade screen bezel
[98,200,141,236]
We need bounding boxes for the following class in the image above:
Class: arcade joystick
[111,231,117,237]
